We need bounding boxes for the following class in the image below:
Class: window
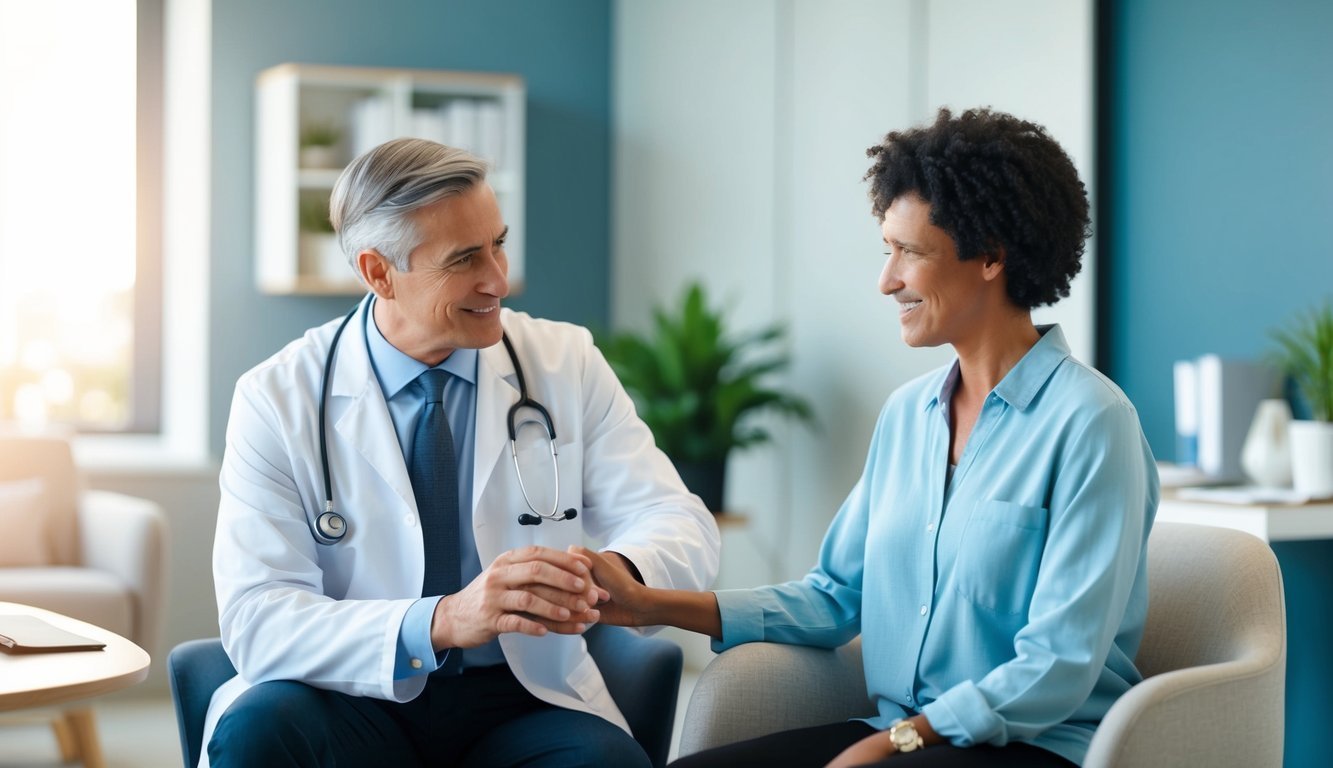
[0,0,161,433]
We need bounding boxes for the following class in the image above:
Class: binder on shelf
[1192,355,1278,483]
[1173,360,1199,466]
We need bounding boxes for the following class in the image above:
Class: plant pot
[1241,398,1293,488]
[300,232,349,281]
[299,144,338,169]
[672,459,727,514]
[1289,420,1333,499]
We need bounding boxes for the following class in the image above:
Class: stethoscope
[311,301,578,545]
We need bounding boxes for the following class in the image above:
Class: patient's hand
[572,546,653,628]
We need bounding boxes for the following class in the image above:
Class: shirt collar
[927,324,1070,413]
[364,297,479,400]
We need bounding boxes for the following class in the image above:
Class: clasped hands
[430,545,635,651]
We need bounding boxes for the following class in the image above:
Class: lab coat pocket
[953,500,1049,615]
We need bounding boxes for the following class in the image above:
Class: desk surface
[0,602,150,712]
[1157,495,1333,542]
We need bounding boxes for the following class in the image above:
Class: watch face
[891,722,916,746]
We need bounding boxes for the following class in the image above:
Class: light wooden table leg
[51,711,79,761]
[64,708,106,768]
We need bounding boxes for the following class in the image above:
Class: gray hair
[330,138,489,272]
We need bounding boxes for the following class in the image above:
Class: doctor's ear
[358,249,396,299]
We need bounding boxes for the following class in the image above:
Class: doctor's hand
[429,546,603,651]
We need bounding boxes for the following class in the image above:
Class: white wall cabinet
[254,63,525,295]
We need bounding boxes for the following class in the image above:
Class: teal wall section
[207,0,611,455]
[1104,0,1333,456]
[1104,2,1333,764]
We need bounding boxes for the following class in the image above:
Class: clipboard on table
[0,615,107,654]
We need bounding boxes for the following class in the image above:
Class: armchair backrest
[0,435,82,565]
[1136,521,1286,677]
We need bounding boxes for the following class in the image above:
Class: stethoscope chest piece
[314,509,347,545]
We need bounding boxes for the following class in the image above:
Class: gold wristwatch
[889,719,925,753]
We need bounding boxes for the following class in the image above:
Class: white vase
[1241,399,1293,488]
[1289,420,1333,499]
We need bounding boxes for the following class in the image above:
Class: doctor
[206,138,720,767]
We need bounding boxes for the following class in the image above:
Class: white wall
[613,0,1094,586]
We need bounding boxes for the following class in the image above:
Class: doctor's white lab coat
[201,305,720,766]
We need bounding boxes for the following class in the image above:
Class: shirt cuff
[394,597,445,680]
[711,589,765,652]
[920,680,1005,747]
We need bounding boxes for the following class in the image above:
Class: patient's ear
[358,250,395,299]
[981,247,1006,282]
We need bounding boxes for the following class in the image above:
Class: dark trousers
[208,665,649,768]
[670,721,1078,768]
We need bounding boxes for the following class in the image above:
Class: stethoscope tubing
[311,299,575,545]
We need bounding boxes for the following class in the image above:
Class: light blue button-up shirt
[360,300,507,677]
[714,325,1159,765]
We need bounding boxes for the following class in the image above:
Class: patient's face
[877,193,993,349]
[376,183,510,366]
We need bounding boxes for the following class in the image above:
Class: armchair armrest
[77,490,167,656]
[1085,654,1286,768]
[679,638,873,757]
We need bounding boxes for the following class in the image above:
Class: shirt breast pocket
[952,500,1049,616]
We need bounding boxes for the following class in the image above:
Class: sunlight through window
[0,1,138,430]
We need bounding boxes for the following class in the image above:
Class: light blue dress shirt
[360,300,507,677]
[713,325,1159,766]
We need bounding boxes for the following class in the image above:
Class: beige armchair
[0,435,167,768]
[680,521,1287,767]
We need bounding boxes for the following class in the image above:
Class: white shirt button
[405,514,417,527]
[919,604,928,616]
[410,658,423,669]
[926,522,935,532]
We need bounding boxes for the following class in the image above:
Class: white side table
[1156,495,1333,542]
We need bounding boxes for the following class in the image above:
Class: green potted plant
[299,120,341,169]
[597,283,814,513]
[1270,299,1333,497]
[298,193,346,280]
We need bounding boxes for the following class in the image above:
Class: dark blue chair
[168,624,683,768]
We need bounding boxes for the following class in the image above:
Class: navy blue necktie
[410,369,461,606]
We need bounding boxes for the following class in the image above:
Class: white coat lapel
[329,303,416,514]
[475,336,520,517]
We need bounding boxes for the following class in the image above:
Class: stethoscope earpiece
[517,508,577,526]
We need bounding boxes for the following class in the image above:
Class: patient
[582,107,1160,768]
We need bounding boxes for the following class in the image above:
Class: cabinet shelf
[255,63,526,295]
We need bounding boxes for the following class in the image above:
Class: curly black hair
[864,107,1090,309]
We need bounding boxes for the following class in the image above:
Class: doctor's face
[377,183,510,365]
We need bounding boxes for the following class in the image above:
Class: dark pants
[670,721,1078,768]
[208,665,650,768]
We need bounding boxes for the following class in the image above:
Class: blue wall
[208,0,611,454]
[1105,0,1333,456]
[1106,2,1333,764]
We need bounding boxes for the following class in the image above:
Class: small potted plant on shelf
[299,121,341,169]
[1270,299,1333,498]
[596,282,814,513]
[298,194,347,281]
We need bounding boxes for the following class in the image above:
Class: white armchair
[680,522,1287,767]
[0,434,167,768]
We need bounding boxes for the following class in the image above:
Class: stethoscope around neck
[310,302,577,545]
